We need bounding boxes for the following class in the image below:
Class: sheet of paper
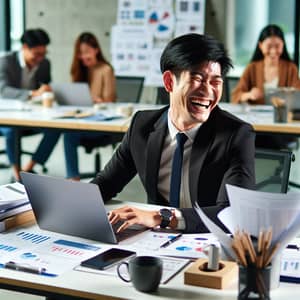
[193,203,236,260]
[0,228,103,276]
[225,184,300,242]
[121,230,182,252]
[0,100,28,111]
[74,255,190,284]
[0,183,28,210]
[157,233,217,259]
[280,238,300,280]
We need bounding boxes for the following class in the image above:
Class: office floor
[0,135,300,299]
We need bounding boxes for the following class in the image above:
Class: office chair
[115,76,145,102]
[156,87,169,105]
[0,133,10,170]
[79,76,145,179]
[221,76,240,102]
[255,148,293,193]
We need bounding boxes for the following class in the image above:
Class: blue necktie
[169,133,188,208]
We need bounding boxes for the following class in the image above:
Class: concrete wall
[25,0,117,82]
[25,0,225,103]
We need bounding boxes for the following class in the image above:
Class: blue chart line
[54,239,100,251]
[0,244,17,252]
[17,231,51,244]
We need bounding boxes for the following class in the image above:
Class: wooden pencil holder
[184,258,238,289]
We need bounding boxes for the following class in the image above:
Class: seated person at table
[63,32,116,180]
[0,28,60,181]
[231,24,300,104]
[231,24,300,149]
[90,33,255,233]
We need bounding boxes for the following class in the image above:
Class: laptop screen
[51,82,93,106]
[20,172,118,244]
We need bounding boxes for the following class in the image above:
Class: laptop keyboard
[112,222,147,242]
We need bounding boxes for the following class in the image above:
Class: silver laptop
[20,172,144,244]
[265,88,300,110]
[51,82,93,106]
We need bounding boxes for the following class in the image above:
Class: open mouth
[190,98,212,109]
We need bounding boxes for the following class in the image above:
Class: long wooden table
[0,102,299,135]
[219,103,300,135]
[0,102,158,167]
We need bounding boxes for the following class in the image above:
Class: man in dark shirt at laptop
[91,33,255,233]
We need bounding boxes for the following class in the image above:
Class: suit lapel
[145,111,168,202]
[189,108,217,204]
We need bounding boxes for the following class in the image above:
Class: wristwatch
[159,208,173,228]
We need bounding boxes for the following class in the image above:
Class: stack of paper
[0,182,29,211]
[194,184,300,260]
[0,183,32,232]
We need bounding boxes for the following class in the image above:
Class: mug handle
[117,261,131,283]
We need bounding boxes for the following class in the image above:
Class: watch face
[160,208,172,219]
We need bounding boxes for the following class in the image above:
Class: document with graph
[0,227,104,276]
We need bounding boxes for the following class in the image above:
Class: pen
[160,234,182,248]
[4,261,49,275]
[5,184,26,194]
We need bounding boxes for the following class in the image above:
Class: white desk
[0,201,299,299]
[220,103,300,135]
[0,101,299,135]
[0,102,161,133]
[0,102,160,166]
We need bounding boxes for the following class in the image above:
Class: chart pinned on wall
[112,0,206,86]
[111,25,152,77]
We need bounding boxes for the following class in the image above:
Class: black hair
[251,24,291,62]
[20,28,50,48]
[160,33,232,78]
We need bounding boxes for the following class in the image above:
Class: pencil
[264,243,280,267]
[232,243,247,266]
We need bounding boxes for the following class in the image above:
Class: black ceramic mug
[117,256,163,293]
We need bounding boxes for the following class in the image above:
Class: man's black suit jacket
[0,51,51,100]
[91,105,256,233]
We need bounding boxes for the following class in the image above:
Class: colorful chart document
[0,228,102,276]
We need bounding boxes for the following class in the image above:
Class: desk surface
[0,101,300,135]
[220,103,300,135]
[0,201,299,300]
[0,102,160,133]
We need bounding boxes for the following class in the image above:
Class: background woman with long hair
[231,24,300,104]
[64,32,116,180]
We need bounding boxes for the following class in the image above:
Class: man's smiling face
[165,61,223,131]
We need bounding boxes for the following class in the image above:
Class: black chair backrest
[255,148,293,193]
[115,76,145,103]
[222,76,240,102]
[156,87,169,105]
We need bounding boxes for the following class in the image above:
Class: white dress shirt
[157,110,202,229]
[18,51,38,90]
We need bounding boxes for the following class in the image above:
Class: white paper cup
[42,92,54,108]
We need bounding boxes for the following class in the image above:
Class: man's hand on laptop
[108,206,162,233]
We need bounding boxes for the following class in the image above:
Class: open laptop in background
[51,82,93,106]
[265,87,300,110]
[20,172,146,244]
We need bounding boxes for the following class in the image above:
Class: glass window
[0,1,8,52]
[0,0,24,53]
[228,0,296,75]
[10,0,25,50]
